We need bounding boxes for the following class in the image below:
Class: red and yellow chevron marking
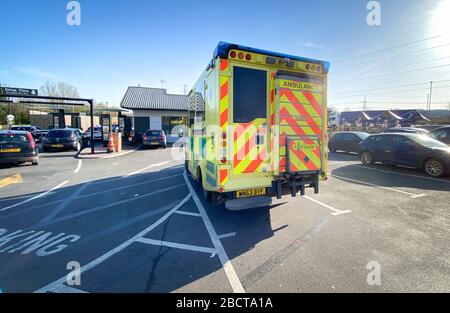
[287,140,321,172]
[219,59,229,131]
[219,168,229,185]
[277,82,324,173]
[233,119,268,174]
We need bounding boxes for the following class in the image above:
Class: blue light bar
[213,41,331,73]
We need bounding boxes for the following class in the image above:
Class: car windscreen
[0,134,28,145]
[46,130,73,138]
[145,131,162,136]
[410,134,447,148]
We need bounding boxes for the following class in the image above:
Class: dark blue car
[359,133,450,177]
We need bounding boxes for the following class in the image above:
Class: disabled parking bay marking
[34,194,192,293]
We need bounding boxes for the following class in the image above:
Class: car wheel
[424,158,446,177]
[329,145,336,153]
[75,142,81,152]
[32,157,39,166]
[360,151,374,165]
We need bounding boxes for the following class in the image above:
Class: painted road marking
[352,164,450,184]
[102,145,142,159]
[332,174,427,199]
[174,210,202,217]
[0,175,183,222]
[79,174,182,199]
[74,159,82,174]
[218,232,237,240]
[34,194,192,293]
[303,196,352,216]
[34,184,186,229]
[126,161,171,176]
[48,285,89,293]
[135,238,217,254]
[183,171,245,294]
[34,182,91,228]
[0,174,23,188]
[0,228,81,256]
[0,180,69,212]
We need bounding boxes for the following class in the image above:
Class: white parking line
[332,174,427,199]
[74,159,82,174]
[102,145,142,159]
[49,285,89,293]
[352,164,450,184]
[218,232,237,240]
[126,161,171,176]
[135,238,216,254]
[174,210,202,217]
[303,196,352,216]
[183,171,245,294]
[35,194,192,293]
[0,180,69,212]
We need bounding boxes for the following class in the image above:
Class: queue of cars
[0,125,93,167]
[329,126,450,177]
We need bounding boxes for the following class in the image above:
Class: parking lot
[0,146,449,293]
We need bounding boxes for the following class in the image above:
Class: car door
[392,135,421,167]
[348,134,362,153]
[372,135,393,162]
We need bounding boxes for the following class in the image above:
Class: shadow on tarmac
[0,164,276,293]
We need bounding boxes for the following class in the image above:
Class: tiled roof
[120,86,192,111]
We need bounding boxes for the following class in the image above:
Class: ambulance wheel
[198,170,212,202]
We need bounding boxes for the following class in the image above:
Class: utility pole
[160,79,167,89]
[363,96,367,111]
[426,94,430,111]
[428,81,433,112]
[182,84,188,95]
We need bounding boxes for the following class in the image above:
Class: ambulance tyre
[197,169,212,202]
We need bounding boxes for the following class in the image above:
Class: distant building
[120,86,204,139]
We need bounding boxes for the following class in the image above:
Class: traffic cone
[107,133,115,153]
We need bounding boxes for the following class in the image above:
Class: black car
[142,130,167,149]
[10,125,44,142]
[359,133,450,177]
[431,127,450,145]
[382,127,429,134]
[328,132,369,153]
[0,130,39,166]
[42,128,86,152]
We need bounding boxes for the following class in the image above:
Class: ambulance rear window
[233,66,267,123]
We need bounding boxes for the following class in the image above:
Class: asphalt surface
[0,146,449,293]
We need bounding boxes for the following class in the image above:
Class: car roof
[432,126,450,131]
[0,130,29,135]
[48,128,79,132]
[370,132,425,138]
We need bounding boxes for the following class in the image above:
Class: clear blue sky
[1,0,449,110]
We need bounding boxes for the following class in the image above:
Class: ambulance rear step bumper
[225,196,272,211]
[273,171,320,199]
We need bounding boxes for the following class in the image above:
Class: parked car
[84,126,102,141]
[142,130,167,149]
[42,128,86,152]
[382,127,429,134]
[10,125,44,142]
[328,132,369,153]
[359,133,450,177]
[431,126,450,145]
[0,130,39,166]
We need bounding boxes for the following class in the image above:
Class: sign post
[0,87,38,97]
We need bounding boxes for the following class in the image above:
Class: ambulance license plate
[236,188,266,198]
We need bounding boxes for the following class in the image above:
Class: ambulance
[186,42,330,209]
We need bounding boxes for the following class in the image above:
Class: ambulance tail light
[218,187,224,193]
[245,53,252,61]
[220,157,227,164]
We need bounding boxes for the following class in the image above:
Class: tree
[39,81,88,114]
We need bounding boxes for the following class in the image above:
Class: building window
[162,116,187,135]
